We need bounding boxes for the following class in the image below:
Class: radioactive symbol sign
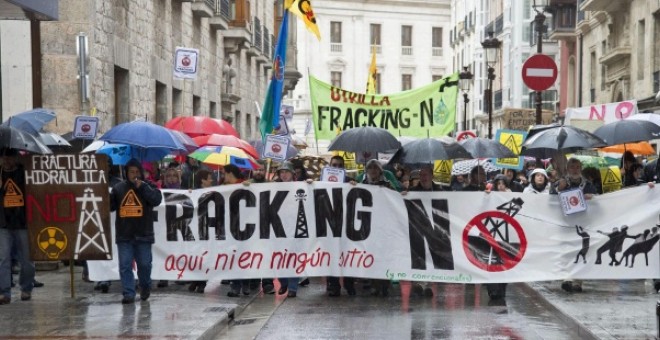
[3,179,24,207]
[119,189,143,218]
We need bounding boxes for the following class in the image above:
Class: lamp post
[533,0,549,124]
[459,66,473,131]
[481,31,501,139]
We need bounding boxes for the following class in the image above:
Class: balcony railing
[432,47,443,57]
[218,0,230,20]
[330,43,342,53]
[204,0,214,9]
[401,46,412,56]
[263,27,271,59]
[253,17,262,51]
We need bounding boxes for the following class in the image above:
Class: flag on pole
[259,10,289,140]
[366,45,377,94]
[285,0,321,40]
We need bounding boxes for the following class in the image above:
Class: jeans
[281,278,299,293]
[0,228,35,297]
[117,241,152,298]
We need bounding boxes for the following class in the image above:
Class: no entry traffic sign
[522,54,557,92]
[462,211,527,272]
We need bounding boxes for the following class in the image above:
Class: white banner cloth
[89,183,660,283]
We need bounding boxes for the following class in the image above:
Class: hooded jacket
[110,159,163,243]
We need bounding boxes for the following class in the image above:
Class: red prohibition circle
[456,131,476,141]
[461,210,527,272]
[271,144,282,153]
[181,56,191,67]
[81,124,91,132]
[569,196,579,206]
[328,175,338,182]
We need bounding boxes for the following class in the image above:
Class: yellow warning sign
[494,129,526,169]
[600,166,621,193]
[119,189,143,217]
[3,179,24,207]
[434,160,453,183]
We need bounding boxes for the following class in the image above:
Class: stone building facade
[36,0,296,140]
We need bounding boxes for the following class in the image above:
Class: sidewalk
[0,264,258,340]
[524,279,659,339]
[1,265,658,339]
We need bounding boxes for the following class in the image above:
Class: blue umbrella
[99,121,187,161]
[2,108,56,135]
[96,143,171,165]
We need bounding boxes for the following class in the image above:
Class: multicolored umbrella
[192,134,258,158]
[165,116,239,138]
[189,146,257,169]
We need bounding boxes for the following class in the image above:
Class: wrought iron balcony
[191,0,214,18]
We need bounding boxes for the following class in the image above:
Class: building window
[432,75,443,82]
[402,74,412,91]
[370,24,381,53]
[637,19,645,81]
[375,73,381,94]
[331,71,342,88]
[600,42,606,90]
[331,21,342,53]
[432,27,443,57]
[401,25,412,55]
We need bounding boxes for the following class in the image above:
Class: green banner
[310,73,459,140]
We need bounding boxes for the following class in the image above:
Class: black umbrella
[328,126,401,153]
[459,137,517,158]
[593,120,660,145]
[521,125,606,158]
[0,125,52,154]
[388,138,472,166]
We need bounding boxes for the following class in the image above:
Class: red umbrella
[213,118,240,138]
[164,116,239,138]
[192,134,259,159]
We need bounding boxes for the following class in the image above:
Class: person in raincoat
[523,168,550,194]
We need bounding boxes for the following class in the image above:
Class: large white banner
[89,183,660,283]
[565,100,638,130]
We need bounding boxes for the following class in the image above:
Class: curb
[519,283,601,340]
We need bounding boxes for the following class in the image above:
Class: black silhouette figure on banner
[617,227,660,267]
[595,225,629,265]
[574,225,590,264]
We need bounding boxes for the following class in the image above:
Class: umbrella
[521,125,607,158]
[169,130,199,153]
[0,125,52,154]
[189,146,257,169]
[249,139,298,159]
[592,120,660,145]
[388,138,472,166]
[600,141,656,155]
[627,113,660,127]
[192,134,259,158]
[165,116,239,138]
[99,121,188,161]
[2,108,56,135]
[459,137,517,158]
[213,118,240,138]
[38,132,71,147]
[96,143,171,165]
[451,159,501,175]
[328,126,401,153]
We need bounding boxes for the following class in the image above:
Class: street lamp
[533,0,549,124]
[481,31,501,139]
[459,66,473,131]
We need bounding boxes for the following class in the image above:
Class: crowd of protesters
[2,148,659,305]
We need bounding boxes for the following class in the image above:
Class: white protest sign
[320,167,346,183]
[73,116,99,139]
[565,100,638,129]
[263,134,290,160]
[559,188,587,215]
[173,47,199,79]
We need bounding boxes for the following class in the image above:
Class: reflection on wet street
[219,280,586,340]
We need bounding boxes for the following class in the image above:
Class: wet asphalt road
[217,279,587,340]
